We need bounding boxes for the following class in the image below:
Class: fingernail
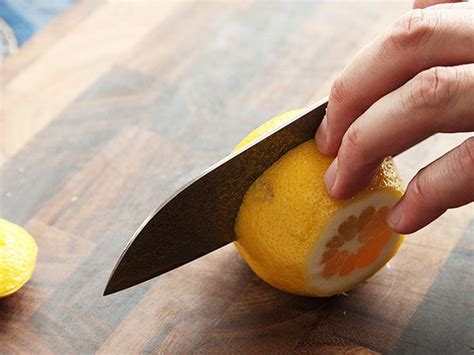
[388,201,403,230]
[324,158,338,193]
[316,115,328,153]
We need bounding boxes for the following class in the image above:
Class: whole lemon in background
[233,110,404,297]
[0,218,38,298]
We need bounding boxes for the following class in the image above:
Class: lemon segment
[307,190,403,296]
[0,219,38,298]
[233,109,404,297]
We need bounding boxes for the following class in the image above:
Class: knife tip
[103,267,128,296]
[102,263,143,296]
[102,286,112,296]
[103,280,117,296]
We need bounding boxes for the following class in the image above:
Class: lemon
[0,218,38,297]
[233,110,404,297]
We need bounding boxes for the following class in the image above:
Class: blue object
[0,0,75,46]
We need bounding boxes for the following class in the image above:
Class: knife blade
[104,97,328,295]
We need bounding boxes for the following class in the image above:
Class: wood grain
[0,0,182,165]
[0,0,98,85]
[1,1,472,353]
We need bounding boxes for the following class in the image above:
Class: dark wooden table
[1,1,473,353]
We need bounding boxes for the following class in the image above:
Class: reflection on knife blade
[104,97,328,295]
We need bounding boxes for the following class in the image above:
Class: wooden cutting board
[1,1,472,353]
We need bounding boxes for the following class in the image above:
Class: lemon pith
[0,218,38,298]
[233,110,404,297]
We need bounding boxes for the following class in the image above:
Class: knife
[104,96,328,295]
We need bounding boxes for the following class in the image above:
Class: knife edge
[104,96,328,295]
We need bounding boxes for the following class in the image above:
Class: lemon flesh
[0,219,38,297]
[233,110,404,297]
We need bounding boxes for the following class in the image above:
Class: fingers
[387,137,474,234]
[429,2,474,9]
[324,64,474,199]
[316,6,474,156]
[413,0,464,9]
[430,2,474,9]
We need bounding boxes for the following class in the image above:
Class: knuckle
[456,137,474,181]
[409,168,432,207]
[341,125,366,160]
[344,126,361,150]
[330,73,349,105]
[384,9,437,51]
[409,67,455,112]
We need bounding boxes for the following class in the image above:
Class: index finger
[325,64,474,200]
[413,0,463,9]
[316,4,474,156]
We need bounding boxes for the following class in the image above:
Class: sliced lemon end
[233,108,404,298]
[0,275,33,298]
[307,190,403,296]
[0,219,38,298]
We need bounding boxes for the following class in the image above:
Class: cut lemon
[0,218,38,298]
[233,110,404,297]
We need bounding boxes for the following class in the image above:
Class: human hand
[315,1,474,234]
[413,0,463,9]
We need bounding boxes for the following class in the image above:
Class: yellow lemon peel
[233,110,404,296]
[0,218,38,298]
